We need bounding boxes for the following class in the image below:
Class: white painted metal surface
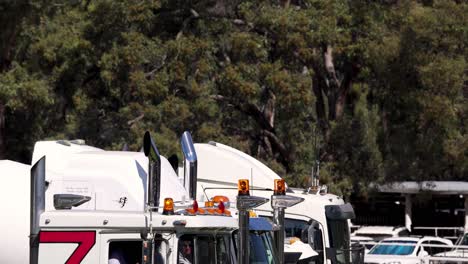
[0,160,31,264]
[378,182,468,195]
[352,226,410,241]
[32,141,189,212]
[0,140,241,264]
[193,141,350,262]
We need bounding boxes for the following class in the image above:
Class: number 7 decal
[39,231,96,264]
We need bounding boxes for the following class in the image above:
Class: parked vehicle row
[350,225,468,264]
[365,236,454,264]
[0,131,364,264]
[0,132,286,264]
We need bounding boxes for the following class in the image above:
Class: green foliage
[0,0,466,197]
[0,63,54,159]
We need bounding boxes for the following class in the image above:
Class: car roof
[351,235,374,241]
[379,237,420,242]
[379,236,453,244]
[353,226,407,235]
[350,236,374,241]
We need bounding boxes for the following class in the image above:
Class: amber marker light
[217,201,225,214]
[274,179,286,195]
[248,210,257,217]
[238,179,250,196]
[212,195,230,204]
[163,198,174,215]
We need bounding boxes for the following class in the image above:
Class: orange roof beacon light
[212,195,230,208]
[185,200,206,215]
[218,201,225,213]
[271,180,305,264]
[238,179,250,196]
[163,198,174,215]
[205,200,214,207]
[216,201,231,216]
[274,179,286,195]
[236,179,269,264]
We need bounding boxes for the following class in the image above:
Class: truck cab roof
[32,140,189,212]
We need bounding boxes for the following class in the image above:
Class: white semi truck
[0,132,276,264]
[181,140,364,264]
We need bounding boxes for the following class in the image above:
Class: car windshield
[368,240,417,255]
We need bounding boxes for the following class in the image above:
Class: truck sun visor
[325,203,355,220]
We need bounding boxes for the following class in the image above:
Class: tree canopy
[0,0,466,198]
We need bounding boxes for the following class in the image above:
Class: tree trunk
[0,104,6,159]
[211,92,292,170]
[323,45,341,120]
[263,89,276,129]
[312,73,328,133]
[0,1,30,72]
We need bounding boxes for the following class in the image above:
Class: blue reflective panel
[368,241,417,255]
[249,217,273,231]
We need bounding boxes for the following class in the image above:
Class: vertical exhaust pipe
[143,131,161,212]
[271,180,305,264]
[236,179,269,264]
[30,156,46,264]
[181,131,197,200]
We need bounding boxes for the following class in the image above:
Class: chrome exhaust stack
[271,179,305,264]
[143,131,162,212]
[181,131,197,200]
[236,179,269,264]
[30,156,46,264]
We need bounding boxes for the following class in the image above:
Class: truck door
[38,230,99,264]
[100,233,143,264]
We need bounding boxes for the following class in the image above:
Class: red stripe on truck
[39,231,96,264]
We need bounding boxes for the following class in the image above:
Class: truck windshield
[177,231,277,264]
[233,231,278,264]
[177,234,232,264]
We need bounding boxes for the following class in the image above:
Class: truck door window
[195,236,216,264]
[108,241,142,264]
[154,235,169,264]
[178,234,232,264]
[178,237,195,264]
[216,235,231,264]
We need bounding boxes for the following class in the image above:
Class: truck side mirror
[301,227,308,243]
[308,220,323,251]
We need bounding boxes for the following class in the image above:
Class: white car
[352,226,410,242]
[365,236,453,264]
[433,232,468,259]
[351,235,375,253]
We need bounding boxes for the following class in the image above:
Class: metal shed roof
[378,181,468,195]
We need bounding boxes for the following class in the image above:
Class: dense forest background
[0,0,466,198]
